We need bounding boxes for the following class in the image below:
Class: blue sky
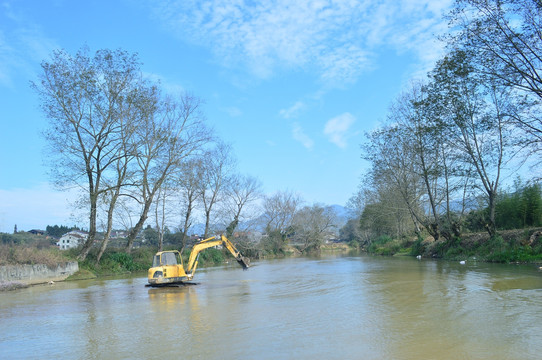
[0,0,452,232]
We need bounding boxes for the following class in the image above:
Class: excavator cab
[152,251,181,267]
[148,250,189,285]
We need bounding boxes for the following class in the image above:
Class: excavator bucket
[236,255,250,270]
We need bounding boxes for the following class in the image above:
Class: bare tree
[261,190,303,253]
[390,81,472,240]
[32,47,145,261]
[429,50,516,237]
[363,125,425,237]
[177,158,203,248]
[96,131,136,263]
[223,174,262,238]
[449,0,542,165]
[124,93,211,253]
[292,204,336,252]
[152,178,177,251]
[199,142,235,238]
[346,185,365,218]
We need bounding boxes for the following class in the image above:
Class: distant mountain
[328,204,353,219]
[327,204,354,231]
[185,204,355,236]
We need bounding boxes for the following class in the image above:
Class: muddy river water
[1,254,542,359]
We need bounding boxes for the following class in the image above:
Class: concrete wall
[0,262,79,285]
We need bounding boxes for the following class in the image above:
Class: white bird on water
[459,260,466,265]
[416,255,421,260]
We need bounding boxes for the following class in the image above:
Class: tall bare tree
[449,0,542,164]
[177,158,203,248]
[153,178,177,251]
[96,126,136,264]
[32,47,144,261]
[124,93,210,252]
[429,50,515,237]
[199,142,235,238]
[223,174,262,238]
[363,125,425,237]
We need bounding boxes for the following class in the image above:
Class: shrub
[410,236,425,256]
[367,235,401,255]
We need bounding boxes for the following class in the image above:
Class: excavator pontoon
[147,235,250,286]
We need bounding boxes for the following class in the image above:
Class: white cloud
[324,112,356,148]
[151,0,452,84]
[292,122,314,149]
[279,101,305,119]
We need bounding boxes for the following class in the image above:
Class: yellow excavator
[147,234,250,286]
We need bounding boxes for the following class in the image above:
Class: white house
[57,230,87,250]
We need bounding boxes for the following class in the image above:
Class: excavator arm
[185,235,250,280]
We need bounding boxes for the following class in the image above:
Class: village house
[56,230,88,250]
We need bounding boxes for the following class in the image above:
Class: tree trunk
[96,191,120,264]
[125,201,152,253]
[78,193,98,261]
[486,191,497,238]
[180,198,194,249]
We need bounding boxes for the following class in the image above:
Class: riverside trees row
[353,0,542,245]
[33,47,337,263]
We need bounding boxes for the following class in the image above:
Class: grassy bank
[0,244,71,267]
[363,228,542,263]
[0,242,235,283]
[4,228,541,285]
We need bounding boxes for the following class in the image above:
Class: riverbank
[2,229,541,291]
[365,228,542,263]
[0,246,243,290]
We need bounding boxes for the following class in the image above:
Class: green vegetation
[0,228,238,282]
[74,247,229,276]
[362,228,542,264]
[350,0,542,263]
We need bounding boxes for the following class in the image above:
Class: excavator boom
[186,235,250,279]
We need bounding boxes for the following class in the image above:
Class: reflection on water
[1,256,542,359]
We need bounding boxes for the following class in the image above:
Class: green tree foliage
[45,225,78,238]
[339,218,362,246]
[143,225,159,247]
[495,183,542,230]
[464,183,542,232]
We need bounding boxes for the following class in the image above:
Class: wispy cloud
[292,122,314,149]
[0,2,59,87]
[151,0,452,84]
[324,112,356,148]
[279,101,305,119]
[222,106,243,117]
[142,71,185,95]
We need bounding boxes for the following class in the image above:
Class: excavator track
[145,282,199,288]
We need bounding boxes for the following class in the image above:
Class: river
[1,255,542,359]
